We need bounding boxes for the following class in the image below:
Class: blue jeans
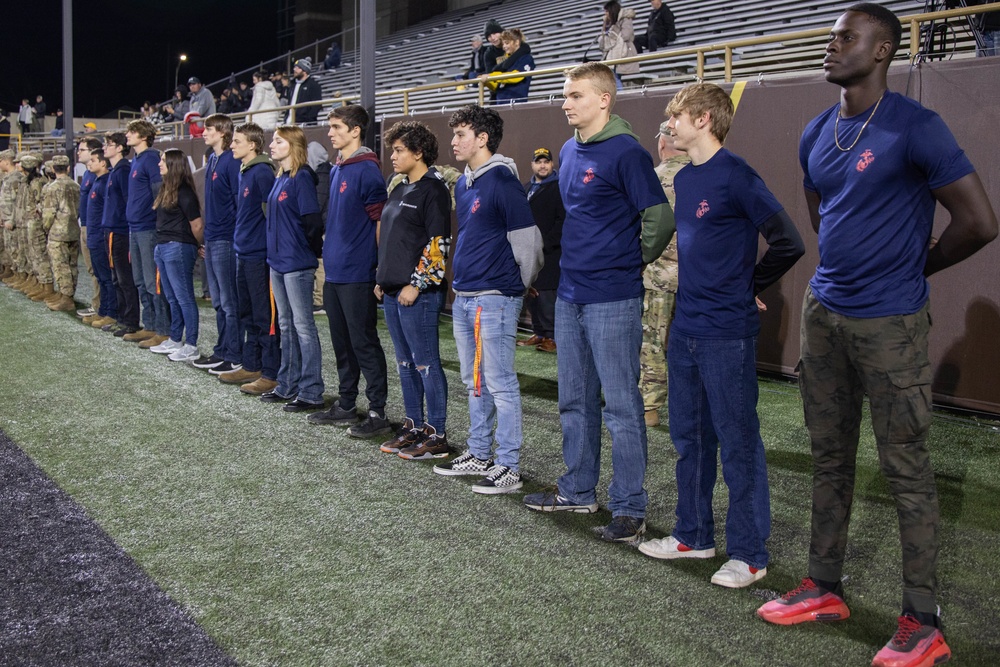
[667,331,771,569]
[154,242,199,345]
[383,289,447,432]
[980,29,1000,57]
[205,239,241,363]
[452,294,523,469]
[130,229,170,335]
[236,256,280,378]
[555,297,648,518]
[270,268,325,404]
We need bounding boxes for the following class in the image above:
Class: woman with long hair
[262,125,326,412]
[248,71,281,130]
[482,28,535,103]
[149,148,204,362]
[599,1,640,89]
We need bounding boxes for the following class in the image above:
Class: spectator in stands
[32,96,46,133]
[217,89,237,115]
[222,122,280,395]
[456,35,487,80]
[758,6,996,667]
[519,147,563,353]
[522,63,672,543]
[432,104,542,492]
[237,81,252,110]
[962,0,1000,56]
[141,101,156,119]
[324,42,342,70]
[187,77,216,119]
[482,20,505,73]
[0,111,9,150]
[184,111,204,138]
[286,58,322,125]
[482,29,535,104]
[374,120,452,457]
[634,0,676,53]
[18,99,34,135]
[262,125,326,411]
[51,110,65,137]
[249,71,282,130]
[600,1,640,89]
[163,87,190,123]
[150,148,204,363]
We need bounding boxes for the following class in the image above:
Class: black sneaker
[596,515,647,543]
[312,305,326,316]
[192,354,225,370]
[379,418,424,453]
[433,450,494,476]
[307,400,359,425]
[208,361,242,376]
[114,326,138,338]
[472,465,523,495]
[523,489,598,513]
[347,410,392,438]
[101,322,117,332]
[398,426,450,460]
[283,397,325,413]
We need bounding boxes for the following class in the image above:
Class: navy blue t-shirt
[125,148,161,232]
[323,156,387,283]
[801,92,974,317]
[102,158,130,234]
[452,163,534,296]
[78,170,94,224]
[557,131,666,304]
[204,149,241,243]
[266,169,320,274]
[671,148,784,339]
[86,173,109,249]
[234,161,275,260]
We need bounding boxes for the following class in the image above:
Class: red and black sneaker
[757,577,850,625]
[871,615,950,667]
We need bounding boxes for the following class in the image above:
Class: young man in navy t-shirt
[758,6,997,666]
[305,104,390,438]
[432,104,542,494]
[523,63,672,543]
[637,83,803,588]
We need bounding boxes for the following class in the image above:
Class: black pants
[108,230,140,328]
[634,33,666,53]
[323,281,388,411]
[528,289,557,339]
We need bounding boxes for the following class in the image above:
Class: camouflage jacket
[643,155,689,292]
[0,170,24,227]
[42,177,81,242]
[13,176,44,230]
[387,164,461,211]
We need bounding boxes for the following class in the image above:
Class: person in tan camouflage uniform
[17,154,56,302]
[640,120,688,427]
[42,154,81,311]
[0,149,17,281]
[1,151,27,288]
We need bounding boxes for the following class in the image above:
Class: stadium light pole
[62,0,74,158]
[174,54,188,90]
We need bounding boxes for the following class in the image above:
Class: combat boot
[8,272,27,288]
[18,276,39,294]
[0,266,12,280]
[48,294,76,312]
[31,283,57,302]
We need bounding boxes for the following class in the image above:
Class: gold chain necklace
[834,90,886,152]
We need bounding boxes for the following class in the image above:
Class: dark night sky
[3,0,279,120]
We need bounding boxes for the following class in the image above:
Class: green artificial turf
[1,284,998,666]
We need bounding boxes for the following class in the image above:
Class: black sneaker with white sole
[347,411,392,438]
[307,401,359,426]
[596,515,647,543]
[192,354,225,370]
[472,465,523,494]
[433,450,494,476]
[208,361,242,376]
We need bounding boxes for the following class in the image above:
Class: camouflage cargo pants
[799,287,938,616]
[79,226,100,310]
[27,220,53,283]
[0,224,6,267]
[47,239,79,296]
[14,225,29,274]
[640,289,676,411]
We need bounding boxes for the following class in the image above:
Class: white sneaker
[150,339,182,354]
[710,559,767,588]
[638,535,716,560]
[168,343,200,362]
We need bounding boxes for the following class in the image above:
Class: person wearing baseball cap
[187,76,216,119]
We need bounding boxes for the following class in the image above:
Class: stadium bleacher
[302,0,980,118]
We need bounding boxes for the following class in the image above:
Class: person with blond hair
[261,125,325,412]
[481,28,535,103]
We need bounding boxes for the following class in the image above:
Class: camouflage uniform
[16,157,51,285]
[640,154,689,412]
[0,149,19,272]
[2,165,27,275]
[43,167,81,297]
